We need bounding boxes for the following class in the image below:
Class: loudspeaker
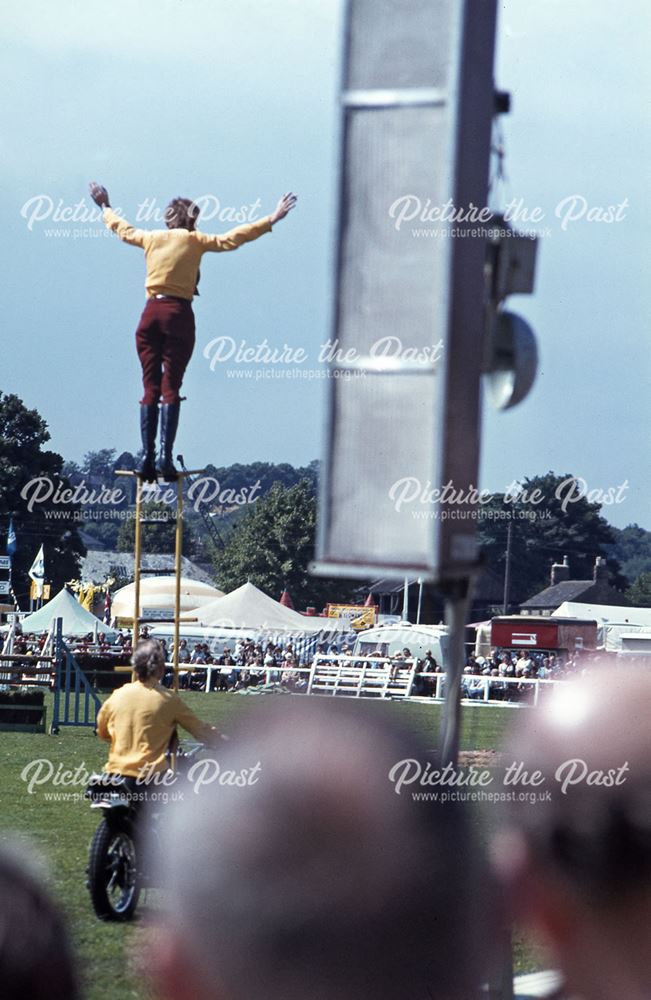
[315,0,498,582]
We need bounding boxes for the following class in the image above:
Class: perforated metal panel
[338,107,453,353]
[345,0,455,91]
[328,372,439,570]
[316,0,498,582]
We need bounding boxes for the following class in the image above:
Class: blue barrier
[51,619,102,733]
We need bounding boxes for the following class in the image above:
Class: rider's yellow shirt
[97,680,214,777]
[102,207,273,301]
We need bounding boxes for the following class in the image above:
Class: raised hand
[89,181,110,209]
[270,192,297,225]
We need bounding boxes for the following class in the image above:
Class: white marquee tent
[553,601,651,625]
[197,582,346,633]
[111,576,224,621]
[18,587,117,638]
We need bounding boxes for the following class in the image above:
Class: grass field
[0,693,541,999]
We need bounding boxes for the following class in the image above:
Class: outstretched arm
[197,191,298,253]
[89,181,148,249]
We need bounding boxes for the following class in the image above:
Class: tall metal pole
[52,616,63,734]
[173,478,184,692]
[133,477,143,647]
[502,519,513,614]
[402,576,409,622]
[440,581,472,766]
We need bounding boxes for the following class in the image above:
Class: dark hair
[133,639,165,680]
[165,197,200,230]
[532,787,651,904]
[0,847,80,1000]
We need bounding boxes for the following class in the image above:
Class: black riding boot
[158,402,180,481]
[136,404,158,482]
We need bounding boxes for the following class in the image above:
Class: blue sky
[1,0,649,529]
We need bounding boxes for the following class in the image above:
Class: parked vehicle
[352,622,449,668]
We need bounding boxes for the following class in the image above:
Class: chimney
[551,555,570,586]
[593,556,609,582]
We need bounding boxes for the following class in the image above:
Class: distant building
[80,550,216,587]
[519,555,631,616]
[357,567,505,624]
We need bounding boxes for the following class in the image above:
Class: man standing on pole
[88,182,297,481]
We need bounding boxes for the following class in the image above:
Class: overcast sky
[1,0,649,529]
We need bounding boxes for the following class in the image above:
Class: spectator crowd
[461,647,597,702]
[163,636,308,692]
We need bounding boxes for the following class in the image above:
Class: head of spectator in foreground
[0,845,79,1000]
[495,667,651,1000]
[149,699,495,1000]
[132,638,165,682]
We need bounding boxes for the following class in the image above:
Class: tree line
[1,391,650,609]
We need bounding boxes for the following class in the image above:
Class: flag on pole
[6,519,17,556]
[28,545,45,598]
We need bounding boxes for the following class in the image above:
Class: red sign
[491,617,597,652]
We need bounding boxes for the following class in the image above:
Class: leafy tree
[626,572,651,607]
[78,518,123,551]
[114,451,136,472]
[201,460,318,502]
[63,448,135,549]
[211,480,357,610]
[81,448,117,483]
[116,500,198,557]
[61,459,82,480]
[607,524,651,583]
[478,472,626,604]
[62,449,141,551]
[0,392,85,605]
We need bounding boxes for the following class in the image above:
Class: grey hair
[153,699,495,1000]
[132,639,165,681]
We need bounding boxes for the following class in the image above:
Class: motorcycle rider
[97,639,222,781]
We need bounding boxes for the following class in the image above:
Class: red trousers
[135,297,196,405]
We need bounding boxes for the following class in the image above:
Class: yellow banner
[326,603,376,630]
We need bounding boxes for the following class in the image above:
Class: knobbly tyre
[84,737,203,921]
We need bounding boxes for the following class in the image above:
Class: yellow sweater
[102,207,273,301]
[97,679,215,776]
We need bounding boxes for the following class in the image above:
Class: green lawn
[0,693,534,999]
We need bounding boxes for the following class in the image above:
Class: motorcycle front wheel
[87,818,140,921]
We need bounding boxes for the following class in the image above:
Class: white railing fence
[167,653,564,705]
